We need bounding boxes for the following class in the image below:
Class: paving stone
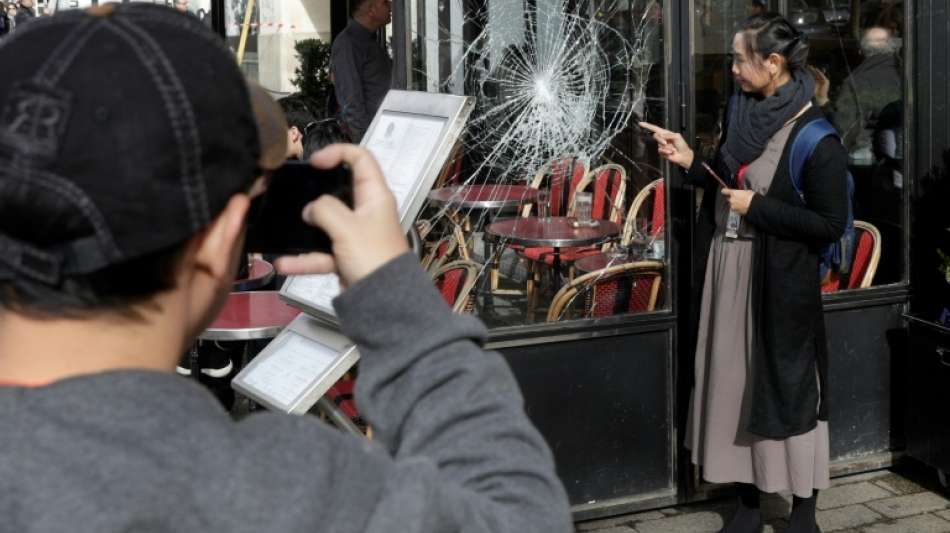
[629,511,665,522]
[816,504,882,531]
[862,514,950,533]
[866,492,950,519]
[830,470,891,486]
[580,527,636,533]
[634,512,724,533]
[817,482,893,510]
[575,515,637,531]
[874,473,929,495]
[938,510,950,522]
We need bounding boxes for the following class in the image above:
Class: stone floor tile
[817,482,893,510]
[816,504,882,531]
[635,512,724,533]
[866,492,950,519]
[580,527,636,533]
[576,515,637,531]
[629,511,665,522]
[861,514,950,533]
[874,473,929,496]
[830,470,891,486]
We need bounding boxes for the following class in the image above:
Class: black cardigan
[687,104,849,439]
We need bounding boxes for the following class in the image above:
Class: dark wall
[825,303,907,461]
[912,2,950,319]
[498,330,675,506]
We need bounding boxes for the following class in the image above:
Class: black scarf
[721,69,816,178]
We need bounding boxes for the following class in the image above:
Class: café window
[692,0,908,294]
[408,0,670,327]
[224,0,335,97]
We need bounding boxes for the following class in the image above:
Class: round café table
[200,291,300,341]
[427,184,539,209]
[233,257,275,292]
[186,291,301,385]
[485,216,621,287]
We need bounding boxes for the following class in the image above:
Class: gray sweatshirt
[0,253,572,532]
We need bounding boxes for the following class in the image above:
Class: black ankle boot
[719,483,764,533]
[787,490,820,533]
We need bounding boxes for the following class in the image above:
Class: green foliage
[291,38,332,101]
[939,249,950,285]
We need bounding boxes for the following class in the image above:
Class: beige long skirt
[685,232,831,498]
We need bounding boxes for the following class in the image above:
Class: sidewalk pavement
[576,463,950,533]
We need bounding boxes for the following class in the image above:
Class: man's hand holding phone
[274,144,409,287]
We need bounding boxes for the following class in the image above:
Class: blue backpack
[788,118,856,281]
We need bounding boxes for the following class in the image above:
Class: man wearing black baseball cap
[0,5,571,531]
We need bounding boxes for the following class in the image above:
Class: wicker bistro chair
[421,224,470,273]
[625,178,665,243]
[821,220,882,292]
[546,260,665,322]
[431,260,481,314]
[521,154,591,218]
[488,154,590,294]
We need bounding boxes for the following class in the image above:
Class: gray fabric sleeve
[331,253,572,533]
[331,39,370,140]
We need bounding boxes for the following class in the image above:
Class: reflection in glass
[691,0,906,290]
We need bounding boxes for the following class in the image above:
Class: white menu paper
[241,333,339,408]
[365,112,447,217]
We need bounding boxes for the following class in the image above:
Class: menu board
[281,91,474,323]
[232,314,360,414]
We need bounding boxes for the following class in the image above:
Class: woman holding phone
[641,13,848,533]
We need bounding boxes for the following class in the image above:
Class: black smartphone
[245,161,354,254]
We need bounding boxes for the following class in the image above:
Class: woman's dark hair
[737,13,809,72]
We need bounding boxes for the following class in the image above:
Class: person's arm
[743,137,849,242]
[329,254,571,533]
[331,40,370,140]
[273,146,572,533]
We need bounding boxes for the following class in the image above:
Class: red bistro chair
[431,260,481,314]
[546,260,665,322]
[821,220,882,292]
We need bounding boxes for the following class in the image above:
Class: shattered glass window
[410,0,669,326]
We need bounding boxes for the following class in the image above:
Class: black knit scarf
[721,69,816,178]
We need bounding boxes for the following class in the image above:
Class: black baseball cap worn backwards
[0,3,287,286]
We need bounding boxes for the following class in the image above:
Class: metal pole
[236,0,256,66]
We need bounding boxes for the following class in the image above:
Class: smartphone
[245,161,354,254]
[701,162,730,190]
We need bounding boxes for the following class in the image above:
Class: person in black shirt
[13,0,33,26]
[330,0,392,141]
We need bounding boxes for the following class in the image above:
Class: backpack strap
[789,118,839,203]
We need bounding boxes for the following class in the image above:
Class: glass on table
[574,192,593,225]
[536,189,551,219]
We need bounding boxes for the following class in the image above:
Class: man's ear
[290,126,302,143]
[192,194,250,280]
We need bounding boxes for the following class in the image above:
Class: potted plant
[290,38,333,118]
